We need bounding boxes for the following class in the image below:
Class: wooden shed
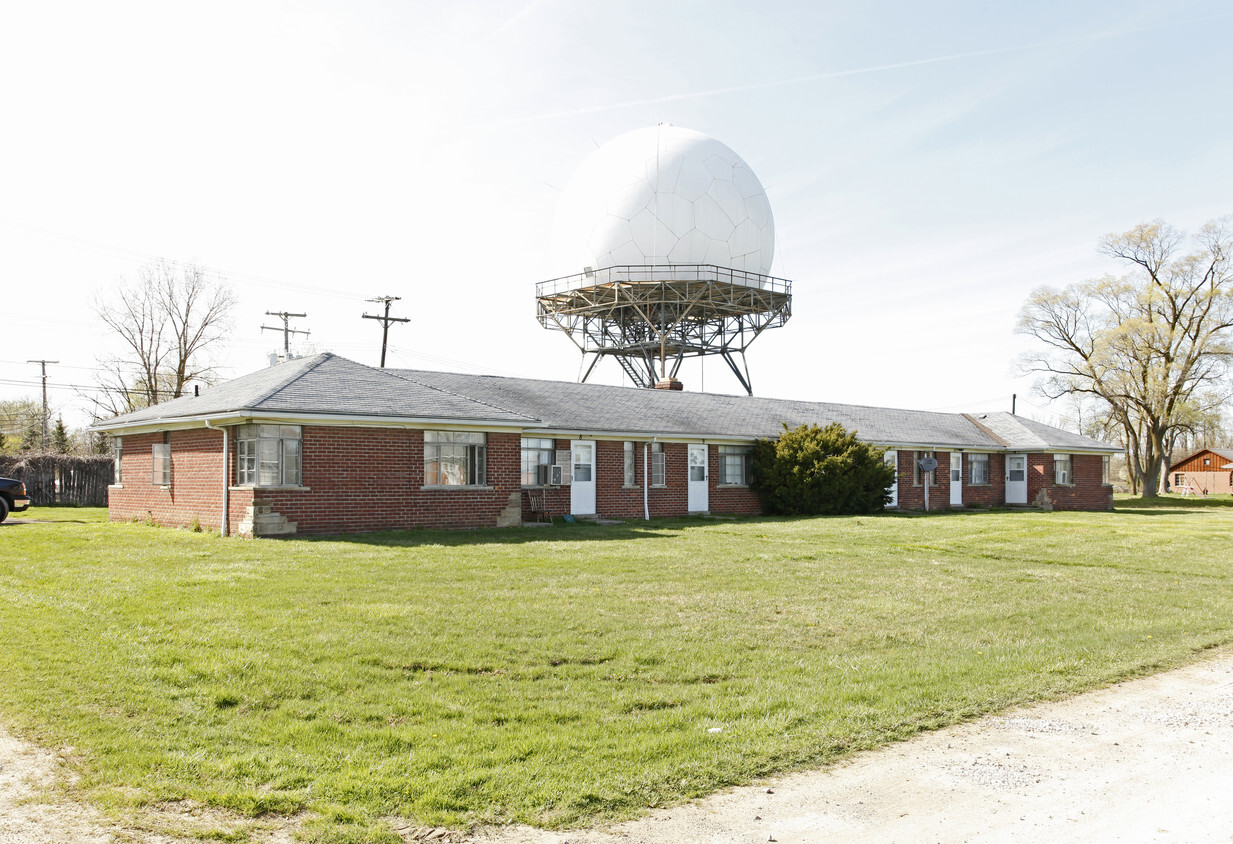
[1167,448,1233,495]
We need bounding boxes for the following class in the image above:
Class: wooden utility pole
[261,311,309,356]
[362,296,410,368]
[26,359,58,450]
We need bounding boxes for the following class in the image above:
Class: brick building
[93,354,1119,536]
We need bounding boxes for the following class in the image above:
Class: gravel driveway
[4,652,1231,843]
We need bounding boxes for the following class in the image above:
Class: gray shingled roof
[92,353,1120,453]
[399,369,1003,448]
[92,353,535,430]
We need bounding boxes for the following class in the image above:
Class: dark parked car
[0,477,31,522]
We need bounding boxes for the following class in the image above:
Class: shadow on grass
[1114,494,1233,516]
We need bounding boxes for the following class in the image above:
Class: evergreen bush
[751,422,895,515]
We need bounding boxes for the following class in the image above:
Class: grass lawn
[2,499,1232,841]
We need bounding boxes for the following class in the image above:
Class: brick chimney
[654,378,684,391]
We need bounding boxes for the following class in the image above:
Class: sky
[3,0,1232,431]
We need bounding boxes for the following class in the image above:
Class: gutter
[204,420,229,537]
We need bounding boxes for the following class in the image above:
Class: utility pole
[362,296,410,368]
[27,359,58,450]
[261,311,309,357]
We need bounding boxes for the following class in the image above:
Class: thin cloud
[473,14,1232,129]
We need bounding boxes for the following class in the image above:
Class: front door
[950,452,963,506]
[687,443,708,513]
[570,441,596,515]
[1006,454,1028,504]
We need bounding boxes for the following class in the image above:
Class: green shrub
[751,423,895,515]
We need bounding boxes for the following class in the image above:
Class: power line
[26,359,58,449]
[362,296,410,368]
[261,311,310,356]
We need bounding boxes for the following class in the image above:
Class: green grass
[2,499,1232,841]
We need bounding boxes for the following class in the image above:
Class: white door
[570,441,596,515]
[885,451,898,507]
[687,443,709,513]
[1006,454,1028,504]
[950,453,963,506]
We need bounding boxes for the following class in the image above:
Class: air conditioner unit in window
[551,464,570,485]
[536,463,553,486]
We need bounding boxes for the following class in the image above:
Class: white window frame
[969,453,990,485]
[152,442,170,487]
[1054,453,1072,486]
[623,441,636,487]
[237,425,302,487]
[112,438,123,485]
[424,431,486,487]
[651,442,666,487]
[1102,455,1111,485]
[717,445,752,485]
[520,437,555,486]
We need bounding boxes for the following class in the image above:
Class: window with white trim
[623,441,636,486]
[1102,455,1111,485]
[1053,453,1072,485]
[520,437,554,486]
[969,453,990,485]
[112,438,122,485]
[913,451,935,486]
[424,431,486,486]
[237,425,302,487]
[718,445,752,485]
[152,442,170,486]
[651,442,666,487]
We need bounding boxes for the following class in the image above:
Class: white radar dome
[550,125,775,276]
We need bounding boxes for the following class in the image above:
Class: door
[570,441,596,515]
[950,453,963,506]
[884,451,898,507]
[687,443,708,513]
[1006,454,1027,504]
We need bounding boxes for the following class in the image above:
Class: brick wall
[112,427,523,535]
[1031,453,1113,511]
[111,426,1116,534]
[109,429,232,530]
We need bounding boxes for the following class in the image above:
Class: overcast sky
[4,1,1231,429]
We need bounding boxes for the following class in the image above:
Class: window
[1174,472,1186,489]
[913,451,935,486]
[1102,455,1111,485]
[112,438,122,485]
[969,453,990,485]
[237,425,302,487]
[521,437,554,486]
[424,431,486,486]
[1054,454,1072,485]
[623,441,636,486]
[651,442,666,487]
[152,442,170,486]
[571,442,593,482]
[718,445,752,485]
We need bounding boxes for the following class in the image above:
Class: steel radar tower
[536,125,792,394]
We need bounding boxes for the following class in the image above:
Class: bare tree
[94,261,236,416]
[1017,218,1233,498]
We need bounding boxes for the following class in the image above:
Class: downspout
[643,441,650,521]
[204,421,229,537]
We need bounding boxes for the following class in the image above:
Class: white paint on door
[687,443,708,513]
[570,441,596,515]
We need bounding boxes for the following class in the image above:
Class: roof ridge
[245,352,336,408]
[962,413,1010,447]
[383,368,538,422]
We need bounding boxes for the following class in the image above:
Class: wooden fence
[0,454,113,506]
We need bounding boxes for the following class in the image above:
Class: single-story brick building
[92,353,1119,536]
